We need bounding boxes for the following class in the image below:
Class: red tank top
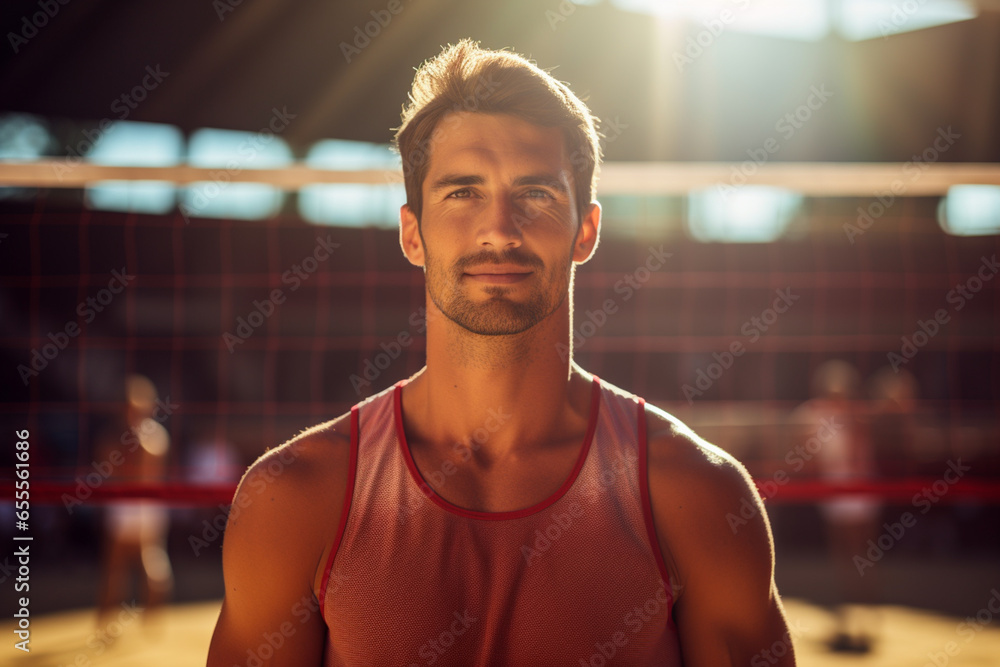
[319,375,682,666]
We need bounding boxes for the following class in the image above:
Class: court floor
[2,597,999,666]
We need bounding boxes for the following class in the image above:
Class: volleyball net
[1,161,999,525]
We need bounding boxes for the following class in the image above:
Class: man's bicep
[207,451,327,666]
[676,571,795,666]
[674,458,796,666]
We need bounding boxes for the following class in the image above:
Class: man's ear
[399,203,425,267]
[572,200,601,264]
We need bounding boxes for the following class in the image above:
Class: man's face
[400,112,598,336]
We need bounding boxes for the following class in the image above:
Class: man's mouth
[463,265,534,284]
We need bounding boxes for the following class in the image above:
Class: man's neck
[401,299,593,465]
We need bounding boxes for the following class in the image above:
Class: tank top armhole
[637,397,678,631]
[318,404,360,620]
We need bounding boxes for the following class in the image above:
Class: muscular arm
[646,406,796,667]
[207,419,351,667]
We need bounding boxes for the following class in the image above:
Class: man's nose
[475,196,523,250]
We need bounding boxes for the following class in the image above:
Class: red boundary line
[6,478,1000,505]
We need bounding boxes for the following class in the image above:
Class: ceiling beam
[2,160,999,195]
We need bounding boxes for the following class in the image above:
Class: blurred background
[1,0,999,664]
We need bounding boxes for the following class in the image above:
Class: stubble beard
[424,246,573,337]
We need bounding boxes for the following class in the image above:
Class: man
[208,39,796,666]
[793,360,882,652]
[98,375,173,634]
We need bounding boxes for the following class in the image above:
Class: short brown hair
[392,39,602,224]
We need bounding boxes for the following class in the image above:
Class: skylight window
[687,186,802,242]
[84,121,182,214]
[612,0,976,41]
[298,139,404,228]
[938,185,1000,236]
[180,127,292,221]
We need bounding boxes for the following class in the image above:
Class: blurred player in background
[96,374,174,634]
[793,359,881,653]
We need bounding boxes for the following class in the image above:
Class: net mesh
[1,190,998,507]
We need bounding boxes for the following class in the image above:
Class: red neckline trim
[394,375,602,521]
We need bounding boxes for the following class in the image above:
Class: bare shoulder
[237,412,351,498]
[208,409,355,665]
[643,402,757,508]
[642,403,774,596]
[223,409,355,591]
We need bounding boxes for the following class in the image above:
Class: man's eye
[447,189,472,199]
[525,189,554,199]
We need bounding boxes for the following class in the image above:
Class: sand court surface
[3,597,1000,666]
